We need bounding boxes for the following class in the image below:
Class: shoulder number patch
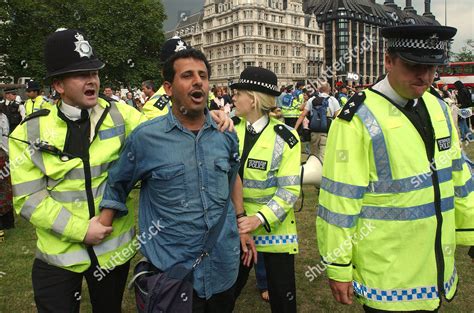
[154,95,170,110]
[274,124,298,149]
[338,92,366,122]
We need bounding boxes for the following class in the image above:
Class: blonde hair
[239,90,276,114]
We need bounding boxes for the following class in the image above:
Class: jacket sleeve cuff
[64,216,89,243]
[326,263,353,282]
[99,200,129,218]
[259,206,281,227]
[456,230,474,246]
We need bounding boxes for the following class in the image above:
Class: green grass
[1,145,473,313]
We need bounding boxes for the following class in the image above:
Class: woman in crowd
[230,67,301,313]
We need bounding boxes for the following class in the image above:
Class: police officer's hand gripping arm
[10,126,113,246]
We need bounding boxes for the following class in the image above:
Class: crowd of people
[0,23,472,313]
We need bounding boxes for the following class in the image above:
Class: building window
[258,25,263,36]
[281,63,286,74]
[259,62,263,67]
[258,44,263,54]
[244,25,253,36]
[274,46,279,55]
[223,64,227,75]
[266,62,271,69]
[266,45,271,54]
[218,64,222,76]
[274,63,279,74]
[217,48,221,58]
[229,46,233,56]
[244,61,255,68]
[281,46,286,56]
[280,30,285,39]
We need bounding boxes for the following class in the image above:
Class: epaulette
[429,86,443,101]
[231,116,241,125]
[274,124,298,149]
[153,94,170,110]
[21,109,50,124]
[338,91,366,122]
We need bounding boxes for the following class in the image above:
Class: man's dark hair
[141,80,155,92]
[162,49,211,83]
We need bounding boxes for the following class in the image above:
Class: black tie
[247,124,257,135]
[406,99,415,108]
[79,109,89,122]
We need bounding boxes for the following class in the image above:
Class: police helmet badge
[74,33,93,58]
[174,40,187,53]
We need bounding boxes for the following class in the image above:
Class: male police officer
[141,36,187,120]
[317,25,473,312]
[3,88,25,132]
[24,80,51,115]
[10,28,147,312]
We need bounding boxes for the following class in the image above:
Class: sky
[161,0,473,52]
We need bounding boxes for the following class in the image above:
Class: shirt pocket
[149,163,187,206]
[214,158,231,202]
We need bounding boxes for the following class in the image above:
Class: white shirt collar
[372,75,414,108]
[247,115,269,134]
[60,101,91,121]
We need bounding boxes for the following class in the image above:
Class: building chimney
[383,0,397,8]
[404,0,416,14]
[423,0,435,19]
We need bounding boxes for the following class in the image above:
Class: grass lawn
[1,146,473,313]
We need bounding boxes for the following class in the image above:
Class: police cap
[381,25,457,65]
[44,28,104,79]
[160,36,189,64]
[26,80,41,92]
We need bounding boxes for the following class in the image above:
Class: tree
[453,40,474,62]
[0,0,166,88]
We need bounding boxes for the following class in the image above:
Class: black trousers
[363,305,438,312]
[283,118,298,129]
[233,252,296,313]
[32,258,130,313]
[192,284,236,313]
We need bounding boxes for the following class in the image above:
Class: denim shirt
[100,110,241,299]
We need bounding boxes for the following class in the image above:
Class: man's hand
[98,208,116,227]
[84,216,113,245]
[240,233,257,267]
[209,110,234,132]
[329,279,353,305]
[238,215,262,234]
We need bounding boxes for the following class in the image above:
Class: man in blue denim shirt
[100,49,256,312]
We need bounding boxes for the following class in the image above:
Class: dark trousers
[192,284,236,313]
[363,305,438,312]
[283,118,298,128]
[32,258,130,313]
[233,252,296,313]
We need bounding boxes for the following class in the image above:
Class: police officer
[10,28,148,313]
[230,67,301,313]
[317,25,473,312]
[24,80,51,115]
[141,36,188,120]
[3,88,25,133]
[281,81,304,128]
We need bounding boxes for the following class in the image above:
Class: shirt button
[198,162,202,166]
[202,186,205,190]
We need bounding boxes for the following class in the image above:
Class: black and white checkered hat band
[238,79,278,92]
[388,38,447,50]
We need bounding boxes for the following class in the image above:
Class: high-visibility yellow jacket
[25,95,52,116]
[10,98,147,273]
[141,86,171,120]
[281,90,303,119]
[317,89,474,311]
[235,117,301,254]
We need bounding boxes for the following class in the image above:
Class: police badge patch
[436,136,451,152]
[247,158,268,171]
[74,33,93,58]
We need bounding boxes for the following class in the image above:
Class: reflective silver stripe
[12,178,46,197]
[357,105,392,181]
[253,234,298,245]
[27,117,46,173]
[60,162,111,180]
[321,177,366,199]
[243,195,273,204]
[437,97,452,138]
[93,228,135,256]
[455,178,474,198]
[271,133,285,171]
[20,190,48,220]
[243,175,299,189]
[35,248,90,267]
[51,207,72,235]
[452,158,464,171]
[360,197,454,221]
[318,204,358,228]
[108,102,125,145]
[50,184,106,203]
[368,167,453,194]
[267,199,287,222]
[275,188,298,204]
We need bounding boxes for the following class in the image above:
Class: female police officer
[230,67,301,313]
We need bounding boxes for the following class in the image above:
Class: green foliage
[0,0,166,88]
[453,40,474,62]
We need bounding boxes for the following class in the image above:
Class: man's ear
[384,53,393,73]
[163,81,172,97]
[52,79,64,95]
